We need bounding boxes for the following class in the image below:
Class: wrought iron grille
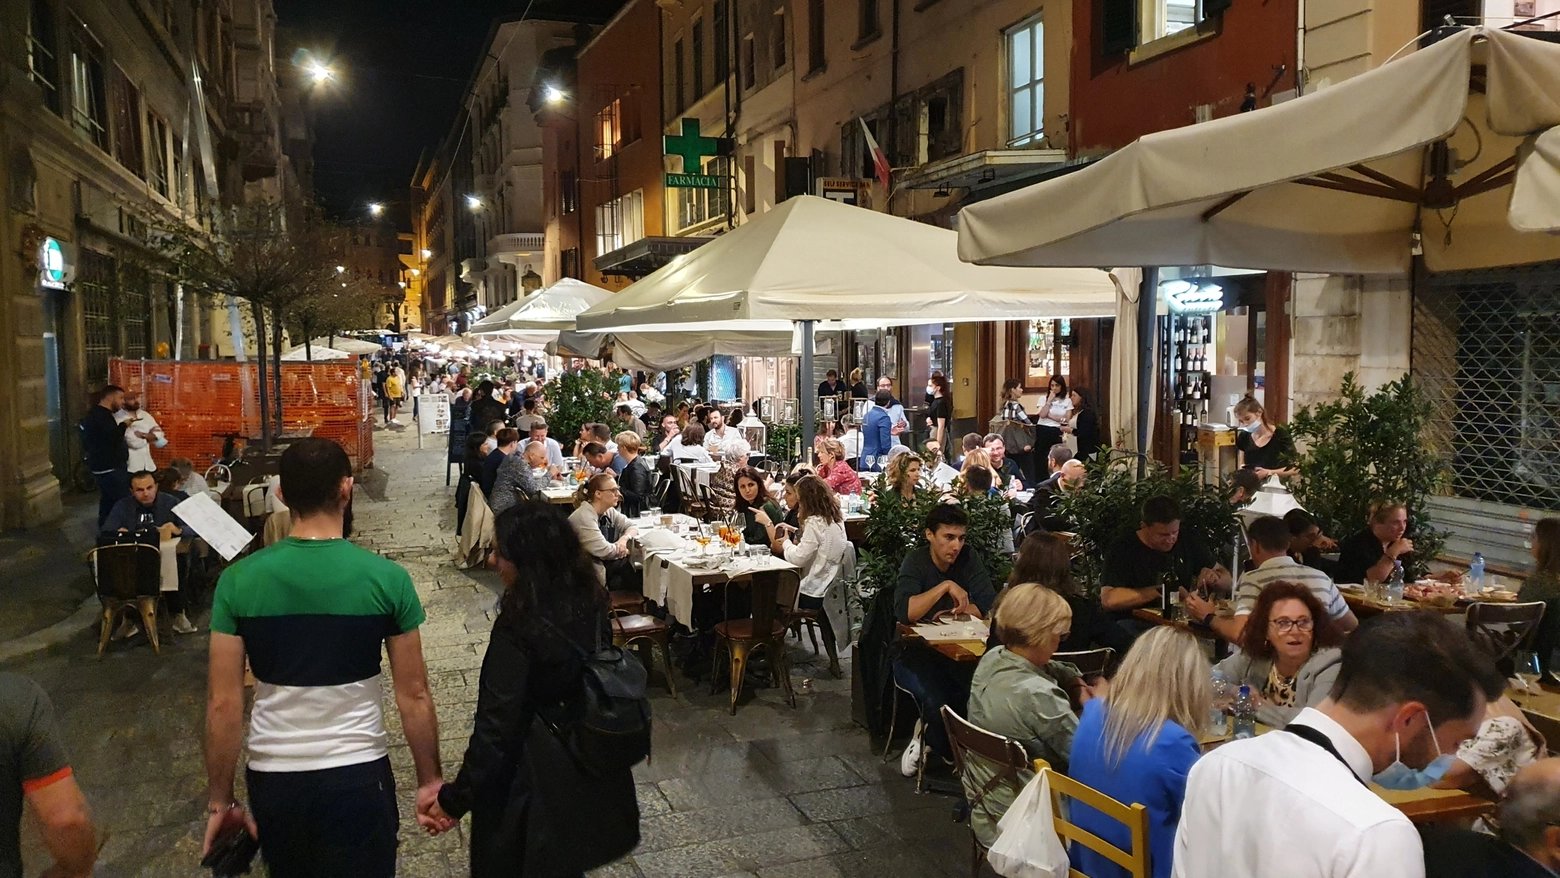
[120,264,150,358]
[78,249,116,385]
[1413,262,1560,512]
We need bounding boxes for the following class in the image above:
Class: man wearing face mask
[1421,757,1560,878]
[1173,611,1506,878]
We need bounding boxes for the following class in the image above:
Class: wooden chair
[941,706,1036,878]
[90,543,164,657]
[611,611,677,697]
[1521,708,1560,756]
[778,564,842,679]
[1047,768,1152,878]
[1054,647,1115,681]
[710,569,795,715]
[1466,600,1547,675]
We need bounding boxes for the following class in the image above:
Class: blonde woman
[962,584,1087,847]
[1232,396,1297,480]
[883,451,924,502]
[816,438,861,496]
[1067,627,1210,878]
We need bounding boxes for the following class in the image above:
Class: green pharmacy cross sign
[664,119,731,189]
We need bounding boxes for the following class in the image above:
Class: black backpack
[538,617,652,773]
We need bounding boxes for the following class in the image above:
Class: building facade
[1,0,304,527]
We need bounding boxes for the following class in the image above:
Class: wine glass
[1519,651,1543,693]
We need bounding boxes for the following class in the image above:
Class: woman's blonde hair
[614,431,641,454]
[885,452,922,495]
[992,583,1072,650]
[575,472,618,506]
[1232,396,1269,427]
[960,449,991,474]
[820,438,846,461]
[1100,627,1211,767]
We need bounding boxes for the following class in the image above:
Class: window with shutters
[742,34,756,90]
[560,170,579,214]
[859,0,881,42]
[1006,15,1044,147]
[28,0,60,114]
[772,7,787,71]
[674,38,687,114]
[111,68,144,177]
[676,157,732,232]
[147,110,171,197]
[68,17,108,150]
[692,19,706,98]
[595,190,645,258]
[714,0,730,81]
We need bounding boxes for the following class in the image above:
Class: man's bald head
[524,442,548,467]
[1501,757,1560,864]
[1059,460,1087,488]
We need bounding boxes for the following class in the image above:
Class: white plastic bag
[987,769,1070,878]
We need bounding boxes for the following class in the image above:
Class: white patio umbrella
[281,345,353,361]
[503,278,614,330]
[957,26,1560,274]
[467,297,533,335]
[306,336,381,354]
[576,195,1117,333]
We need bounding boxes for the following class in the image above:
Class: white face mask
[926,384,935,395]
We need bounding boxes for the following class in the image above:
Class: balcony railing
[488,232,545,256]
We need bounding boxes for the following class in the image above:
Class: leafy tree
[283,276,379,362]
[549,368,617,446]
[1289,373,1450,575]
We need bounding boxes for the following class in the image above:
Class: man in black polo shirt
[892,504,997,770]
[80,384,130,528]
[1099,496,1227,641]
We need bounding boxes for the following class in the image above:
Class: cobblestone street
[13,423,973,877]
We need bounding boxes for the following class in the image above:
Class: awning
[594,235,714,280]
[896,148,1074,191]
[957,27,1560,274]
[280,345,353,361]
[502,278,613,330]
[467,297,532,335]
[576,194,1118,333]
[303,336,380,354]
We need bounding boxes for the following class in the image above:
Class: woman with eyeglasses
[569,473,640,591]
[1213,580,1343,727]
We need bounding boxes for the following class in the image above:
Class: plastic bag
[987,769,1069,878]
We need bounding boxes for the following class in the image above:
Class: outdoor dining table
[1336,584,1466,617]
[541,484,577,505]
[1133,606,1233,660]
[639,527,798,629]
[897,622,987,663]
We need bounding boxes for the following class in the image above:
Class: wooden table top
[897,623,987,662]
[1338,588,1464,616]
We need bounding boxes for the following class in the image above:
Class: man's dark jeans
[94,467,130,528]
[891,648,977,760]
[247,757,399,877]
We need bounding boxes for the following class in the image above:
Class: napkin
[639,529,689,552]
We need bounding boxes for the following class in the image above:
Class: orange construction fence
[109,358,374,472]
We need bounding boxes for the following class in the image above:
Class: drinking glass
[1519,651,1543,692]
[1210,670,1233,734]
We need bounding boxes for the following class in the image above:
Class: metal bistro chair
[1466,600,1547,676]
[611,610,677,698]
[204,463,232,498]
[710,568,796,715]
[1054,647,1116,682]
[941,706,1041,878]
[90,543,164,657]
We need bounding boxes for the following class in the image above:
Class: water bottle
[1210,671,1232,735]
[1468,552,1486,596]
[1386,560,1405,605]
[1232,685,1257,739]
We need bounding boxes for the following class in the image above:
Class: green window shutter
[1102,0,1138,55]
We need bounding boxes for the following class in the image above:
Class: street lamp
[368,202,384,217]
[466,195,483,211]
[307,60,335,86]
[336,265,345,274]
[545,85,566,104]
[420,249,431,260]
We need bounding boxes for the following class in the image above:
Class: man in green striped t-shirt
[203,438,451,875]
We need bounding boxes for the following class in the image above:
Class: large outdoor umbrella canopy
[304,336,380,354]
[280,345,352,360]
[501,278,614,331]
[957,27,1560,274]
[575,195,1117,333]
[467,296,532,335]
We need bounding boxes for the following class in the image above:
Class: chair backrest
[1466,601,1547,671]
[1046,768,1152,878]
[1521,708,1560,757]
[723,568,786,637]
[1054,648,1115,680]
[91,543,162,600]
[204,463,232,492]
[775,567,801,612]
[941,706,1033,824]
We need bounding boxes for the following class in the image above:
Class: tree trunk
[251,301,272,452]
[271,306,284,437]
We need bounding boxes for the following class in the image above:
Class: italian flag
[860,118,891,190]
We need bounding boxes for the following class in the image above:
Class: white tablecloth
[642,550,798,628]
[674,461,721,490]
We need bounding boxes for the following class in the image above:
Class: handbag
[986,769,1070,878]
[989,415,1033,454]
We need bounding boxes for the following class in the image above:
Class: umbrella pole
[800,320,815,469]
[1136,268,1159,478]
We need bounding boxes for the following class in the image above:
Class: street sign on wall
[816,178,869,206]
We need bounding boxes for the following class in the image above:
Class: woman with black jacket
[1063,387,1102,462]
[432,502,611,877]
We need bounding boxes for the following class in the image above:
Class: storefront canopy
[957,27,1560,275]
[575,195,1117,333]
[549,330,800,371]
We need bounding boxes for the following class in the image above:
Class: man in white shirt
[522,420,565,468]
[1173,611,1506,878]
[876,376,908,446]
[117,391,164,473]
[1184,514,1359,644]
[703,408,750,459]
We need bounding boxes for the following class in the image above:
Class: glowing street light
[368,202,384,217]
[420,249,431,259]
[336,265,345,274]
[307,61,335,86]
[545,85,566,104]
[466,195,483,211]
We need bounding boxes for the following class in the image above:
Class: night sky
[271,0,524,227]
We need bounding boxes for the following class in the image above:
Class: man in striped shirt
[203,438,450,875]
[1184,514,1359,645]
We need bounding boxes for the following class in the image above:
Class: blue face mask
[1238,422,1263,434]
[1371,721,1456,790]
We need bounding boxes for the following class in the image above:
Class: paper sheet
[912,620,990,642]
[172,491,255,561]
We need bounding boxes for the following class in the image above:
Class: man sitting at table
[892,504,998,766]
[1099,496,1227,641]
[982,434,1024,493]
[704,407,750,459]
[480,428,519,498]
[1335,501,1458,586]
[1026,445,1080,535]
[522,420,565,469]
[489,441,548,516]
[1422,757,1560,878]
[1184,514,1358,645]
[1173,611,1505,878]
[100,470,202,635]
[582,441,626,477]
[1286,509,1341,579]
